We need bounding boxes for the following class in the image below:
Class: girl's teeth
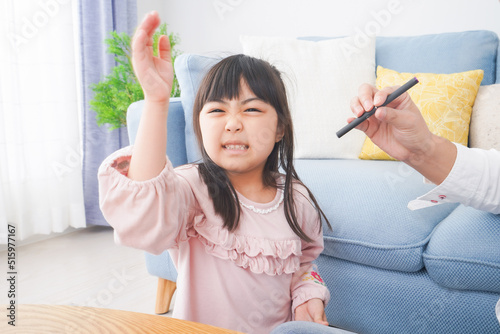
[225,145,247,150]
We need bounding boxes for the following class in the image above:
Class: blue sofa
[126,30,500,333]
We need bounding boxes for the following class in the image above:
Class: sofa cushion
[469,83,500,151]
[295,159,458,272]
[423,205,500,293]
[240,35,375,159]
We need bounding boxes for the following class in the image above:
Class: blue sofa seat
[126,30,500,333]
[295,159,458,273]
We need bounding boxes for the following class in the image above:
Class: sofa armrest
[126,97,188,168]
[423,205,500,293]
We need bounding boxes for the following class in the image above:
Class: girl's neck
[227,169,276,204]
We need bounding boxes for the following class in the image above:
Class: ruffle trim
[186,215,302,276]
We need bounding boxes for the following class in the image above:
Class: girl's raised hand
[132,11,173,104]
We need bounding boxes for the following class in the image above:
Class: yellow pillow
[359,66,484,160]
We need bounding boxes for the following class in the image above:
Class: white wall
[137,0,500,55]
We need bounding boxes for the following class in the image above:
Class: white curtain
[0,0,86,242]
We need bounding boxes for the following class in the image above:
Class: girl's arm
[128,11,174,181]
[97,12,192,254]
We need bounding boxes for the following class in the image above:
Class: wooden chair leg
[155,278,177,314]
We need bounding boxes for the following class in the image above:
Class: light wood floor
[2,225,173,316]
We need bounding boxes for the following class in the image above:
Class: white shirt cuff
[407,143,479,210]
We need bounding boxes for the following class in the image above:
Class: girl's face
[199,80,284,177]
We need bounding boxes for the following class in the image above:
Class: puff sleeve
[97,146,197,255]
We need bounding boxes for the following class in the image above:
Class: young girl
[98,11,331,333]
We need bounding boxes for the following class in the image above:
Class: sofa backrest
[174,30,499,163]
[303,30,499,85]
[375,30,499,85]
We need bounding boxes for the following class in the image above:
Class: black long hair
[192,54,331,242]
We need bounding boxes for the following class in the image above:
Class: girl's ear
[275,124,285,142]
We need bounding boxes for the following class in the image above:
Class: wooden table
[1,304,244,333]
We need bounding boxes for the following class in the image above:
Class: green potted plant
[90,23,181,130]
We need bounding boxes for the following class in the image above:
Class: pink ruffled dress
[98,146,330,333]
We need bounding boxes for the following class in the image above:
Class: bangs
[199,54,281,107]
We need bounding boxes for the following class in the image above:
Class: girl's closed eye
[245,108,261,113]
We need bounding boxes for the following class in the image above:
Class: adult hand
[295,298,329,326]
[349,83,433,163]
[349,83,457,184]
[132,11,173,104]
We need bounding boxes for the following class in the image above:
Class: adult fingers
[375,105,415,130]
[346,116,370,133]
[357,83,378,111]
[373,86,393,106]
[350,96,365,117]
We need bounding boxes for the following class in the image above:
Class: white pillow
[240,35,376,159]
[469,84,500,151]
